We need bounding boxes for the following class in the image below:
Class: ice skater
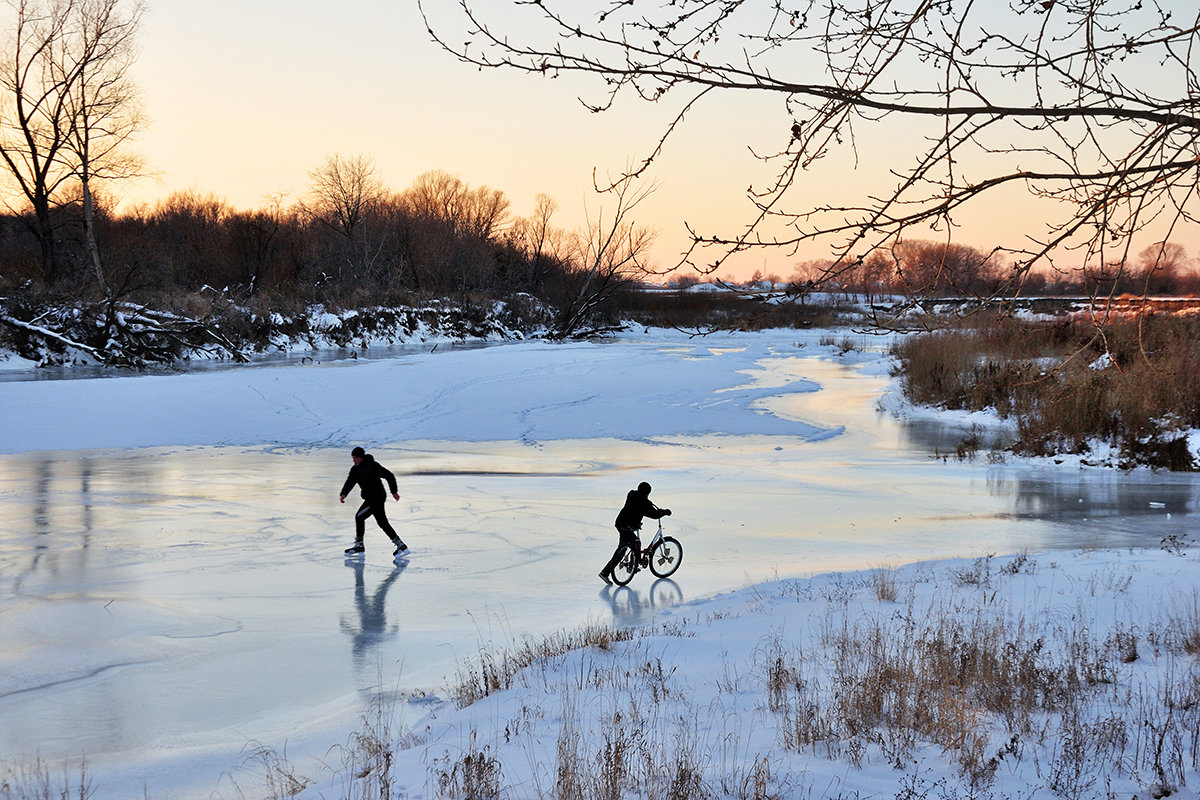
[599,481,671,584]
[339,446,409,557]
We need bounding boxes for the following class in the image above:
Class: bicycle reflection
[340,558,406,675]
[600,578,683,627]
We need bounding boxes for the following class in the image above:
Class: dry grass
[762,565,1200,796]
[0,759,92,800]
[430,731,504,800]
[547,693,717,800]
[423,556,1200,798]
[450,621,642,708]
[235,742,313,799]
[870,564,900,602]
[891,313,1200,469]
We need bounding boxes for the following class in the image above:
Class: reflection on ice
[341,558,406,681]
[601,579,685,628]
[990,470,1196,549]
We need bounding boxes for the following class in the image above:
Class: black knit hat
[351,446,366,458]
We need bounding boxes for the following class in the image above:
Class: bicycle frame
[641,520,665,555]
[612,519,681,586]
[629,521,666,572]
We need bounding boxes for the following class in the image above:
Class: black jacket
[340,454,398,501]
[614,490,668,531]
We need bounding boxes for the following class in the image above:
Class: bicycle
[610,520,683,586]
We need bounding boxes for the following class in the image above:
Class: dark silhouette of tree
[301,154,390,285]
[65,0,145,294]
[398,169,513,293]
[142,190,232,287]
[1135,241,1190,295]
[552,176,657,338]
[890,240,1000,297]
[420,0,1200,303]
[302,154,384,242]
[0,0,145,286]
[503,192,562,292]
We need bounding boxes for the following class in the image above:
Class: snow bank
[0,352,37,372]
[285,548,1200,800]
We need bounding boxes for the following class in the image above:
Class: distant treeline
[2,166,596,314]
[0,161,861,365]
[5,161,1196,317]
[791,239,1200,298]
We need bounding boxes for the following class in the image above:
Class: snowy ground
[2,328,1198,799]
[391,548,1200,800]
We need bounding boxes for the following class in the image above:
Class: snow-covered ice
[2,328,1199,799]
[0,336,840,453]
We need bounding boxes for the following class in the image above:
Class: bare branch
[421,0,1200,297]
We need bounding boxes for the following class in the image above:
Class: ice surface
[0,336,837,453]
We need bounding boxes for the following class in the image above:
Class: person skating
[339,446,408,557]
[599,481,671,584]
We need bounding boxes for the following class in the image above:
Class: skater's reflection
[340,559,406,674]
[600,578,683,628]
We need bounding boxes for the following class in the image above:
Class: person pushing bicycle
[599,481,671,584]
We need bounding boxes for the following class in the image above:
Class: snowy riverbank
[332,548,1200,800]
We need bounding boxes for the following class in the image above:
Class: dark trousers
[355,500,400,543]
[603,525,640,575]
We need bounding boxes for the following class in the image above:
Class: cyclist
[599,481,671,584]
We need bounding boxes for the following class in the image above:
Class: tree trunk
[32,195,60,285]
[80,172,109,294]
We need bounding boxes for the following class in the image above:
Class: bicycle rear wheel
[610,546,637,586]
[648,537,683,578]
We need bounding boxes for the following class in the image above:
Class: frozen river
[1,331,1196,798]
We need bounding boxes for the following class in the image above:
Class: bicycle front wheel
[610,546,637,586]
[648,537,683,578]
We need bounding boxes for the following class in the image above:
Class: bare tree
[420,0,1200,304]
[506,192,563,290]
[552,176,658,339]
[228,192,289,297]
[302,153,385,241]
[301,153,389,283]
[399,169,513,292]
[403,169,511,240]
[64,0,144,293]
[0,0,144,286]
[1135,241,1189,294]
[890,240,999,297]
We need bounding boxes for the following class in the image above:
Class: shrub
[891,314,1200,469]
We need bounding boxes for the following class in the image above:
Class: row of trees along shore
[16,153,1200,306]
[791,240,1200,301]
[0,157,674,360]
[4,153,1200,363]
[7,162,607,310]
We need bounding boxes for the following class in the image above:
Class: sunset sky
[126,0,778,278]
[122,1,1194,281]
